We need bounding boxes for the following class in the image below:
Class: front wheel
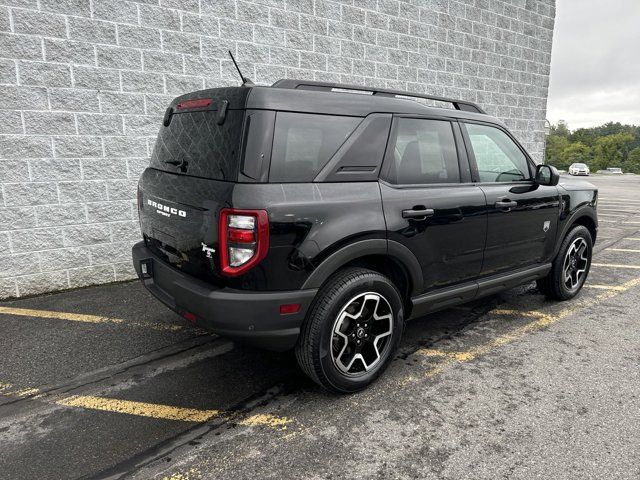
[295,268,404,393]
[537,225,592,300]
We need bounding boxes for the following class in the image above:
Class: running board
[409,264,551,319]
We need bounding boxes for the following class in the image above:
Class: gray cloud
[546,0,640,129]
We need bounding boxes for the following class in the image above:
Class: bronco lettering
[147,199,186,218]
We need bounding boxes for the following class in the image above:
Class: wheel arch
[571,215,597,244]
[555,207,598,257]
[301,239,423,314]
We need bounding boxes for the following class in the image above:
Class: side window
[269,112,360,182]
[387,118,460,185]
[464,123,531,182]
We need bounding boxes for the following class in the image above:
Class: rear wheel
[537,225,592,300]
[295,268,404,393]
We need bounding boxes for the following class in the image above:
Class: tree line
[545,121,640,173]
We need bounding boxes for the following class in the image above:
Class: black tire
[537,225,592,300]
[295,267,404,393]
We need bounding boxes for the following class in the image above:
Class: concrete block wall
[0,0,555,299]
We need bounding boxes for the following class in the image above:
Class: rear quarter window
[269,113,361,182]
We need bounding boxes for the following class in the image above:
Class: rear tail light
[219,209,269,276]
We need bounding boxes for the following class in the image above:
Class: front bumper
[132,241,317,351]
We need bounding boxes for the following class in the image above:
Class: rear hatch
[137,87,249,286]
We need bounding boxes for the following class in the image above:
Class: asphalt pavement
[0,174,639,480]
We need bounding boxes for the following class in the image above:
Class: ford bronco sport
[132,80,598,393]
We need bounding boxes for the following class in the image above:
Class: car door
[460,121,560,276]
[380,116,487,294]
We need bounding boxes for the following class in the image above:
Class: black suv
[132,80,598,393]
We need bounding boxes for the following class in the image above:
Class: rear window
[150,110,244,181]
[269,113,361,182]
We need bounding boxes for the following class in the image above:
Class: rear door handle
[402,208,435,220]
[494,200,518,210]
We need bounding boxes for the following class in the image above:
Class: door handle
[494,200,518,210]
[402,208,435,220]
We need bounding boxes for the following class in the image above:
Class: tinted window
[151,110,244,180]
[387,118,460,185]
[465,123,531,182]
[241,110,275,181]
[269,113,360,182]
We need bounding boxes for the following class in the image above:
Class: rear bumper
[132,241,317,351]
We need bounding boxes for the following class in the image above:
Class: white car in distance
[569,163,590,176]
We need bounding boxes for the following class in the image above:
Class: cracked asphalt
[0,174,639,480]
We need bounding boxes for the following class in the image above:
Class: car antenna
[228,50,254,87]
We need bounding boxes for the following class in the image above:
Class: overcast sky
[546,0,640,130]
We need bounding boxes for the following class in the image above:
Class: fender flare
[554,206,598,257]
[301,239,423,296]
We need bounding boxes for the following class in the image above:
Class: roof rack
[271,79,486,115]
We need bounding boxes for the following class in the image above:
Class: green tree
[545,121,640,173]
[594,132,634,169]
[563,142,591,166]
[545,135,570,169]
[550,120,570,138]
[626,147,640,174]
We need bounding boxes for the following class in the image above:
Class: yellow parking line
[416,309,553,365]
[163,468,203,480]
[598,198,640,203]
[491,308,546,318]
[0,382,42,398]
[623,237,640,241]
[599,210,637,214]
[598,213,628,217]
[622,221,640,224]
[418,348,451,357]
[417,348,474,362]
[607,248,640,253]
[0,306,124,325]
[1,384,293,429]
[413,276,640,379]
[599,203,640,206]
[598,207,640,211]
[592,263,640,269]
[240,414,293,430]
[0,306,184,332]
[584,284,627,291]
[56,395,221,422]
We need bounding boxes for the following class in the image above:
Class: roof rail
[271,79,486,115]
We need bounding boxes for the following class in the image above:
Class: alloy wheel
[563,237,589,290]
[330,292,394,376]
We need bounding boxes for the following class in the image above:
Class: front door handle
[494,200,518,210]
[402,208,435,220]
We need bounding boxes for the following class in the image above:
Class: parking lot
[1,174,639,480]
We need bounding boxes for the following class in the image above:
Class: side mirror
[535,164,559,186]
